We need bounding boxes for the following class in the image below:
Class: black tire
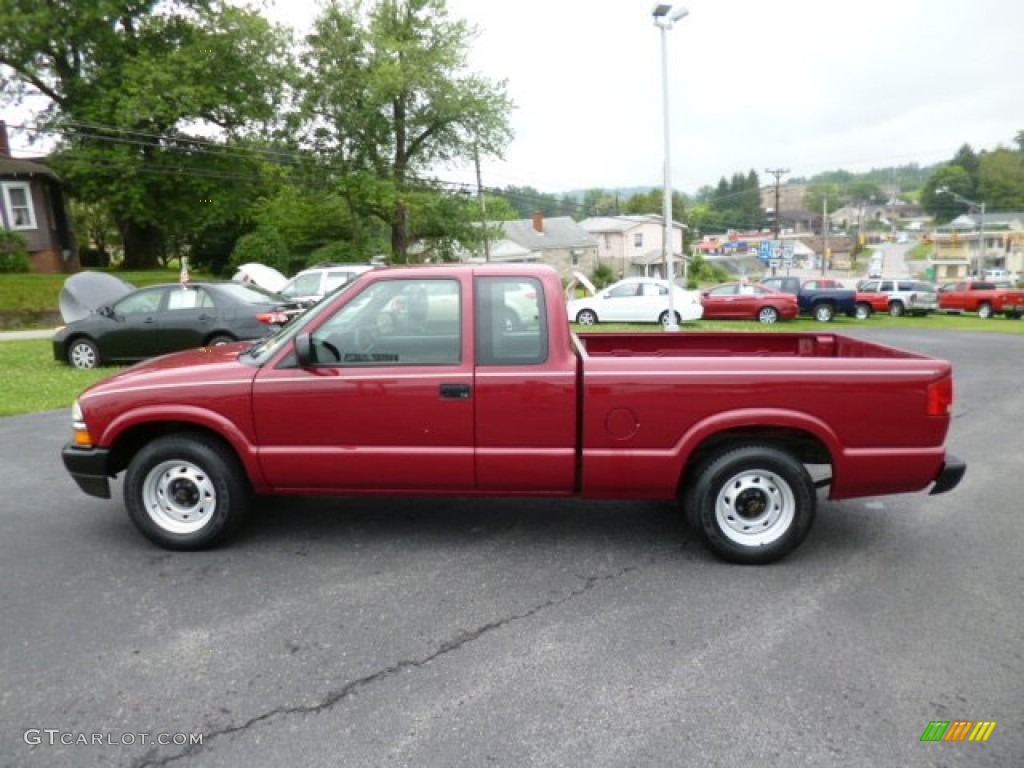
[658,310,682,326]
[812,302,835,323]
[576,309,599,326]
[124,434,250,550]
[977,302,993,319]
[206,334,236,346]
[888,301,905,317]
[67,337,100,369]
[683,445,816,564]
[854,302,872,320]
[757,306,780,324]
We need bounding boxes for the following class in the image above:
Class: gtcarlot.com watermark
[24,729,203,747]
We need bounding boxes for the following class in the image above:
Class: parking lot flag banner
[920,720,997,742]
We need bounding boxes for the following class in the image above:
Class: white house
[579,214,684,278]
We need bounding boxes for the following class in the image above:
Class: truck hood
[80,342,258,399]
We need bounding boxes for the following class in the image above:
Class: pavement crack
[134,563,638,767]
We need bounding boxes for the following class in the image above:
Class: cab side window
[309,278,461,366]
[475,277,546,366]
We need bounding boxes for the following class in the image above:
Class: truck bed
[575,331,927,360]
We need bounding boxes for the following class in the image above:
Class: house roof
[499,216,597,251]
[0,155,60,180]
[579,214,685,234]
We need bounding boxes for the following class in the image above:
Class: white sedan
[567,277,703,326]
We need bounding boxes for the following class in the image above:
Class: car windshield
[243,281,358,364]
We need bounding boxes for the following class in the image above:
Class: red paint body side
[75,265,956,504]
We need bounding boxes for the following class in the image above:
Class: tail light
[927,376,954,416]
[256,311,289,325]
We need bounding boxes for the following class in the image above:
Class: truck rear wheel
[854,302,872,320]
[812,302,835,322]
[683,445,816,564]
[124,434,249,550]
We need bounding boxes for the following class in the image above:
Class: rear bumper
[930,454,966,495]
[62,444,112,499]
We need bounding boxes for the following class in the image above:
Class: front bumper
[62,444,113,499]
[930,453,966,495]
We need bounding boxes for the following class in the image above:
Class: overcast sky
[8,0,1023,196]
[262,0,1024,195]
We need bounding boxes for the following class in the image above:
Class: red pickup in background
[937,281,1024,319]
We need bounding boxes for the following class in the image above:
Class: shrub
[0,230,30,273]
[591,261,616,289]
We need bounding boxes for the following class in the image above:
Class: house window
[634,233,643,248]
[2,182,37,230]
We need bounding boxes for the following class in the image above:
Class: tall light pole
[937,187,985,276]
[653,3,688,331]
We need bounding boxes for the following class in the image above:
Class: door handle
[439,383,471,399]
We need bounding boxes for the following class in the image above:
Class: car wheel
[888,301,905,317]
[812,302,835,322]
[658,310,682,326]
[576,309,598,326]
[124,434,250,550]
[757,306,780,324]
[68,338,100,369]
[206,334,236,346]
[683,444,816,565]
[977,302,993,319]
[854,302,872,320]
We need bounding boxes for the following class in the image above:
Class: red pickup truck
[936,280,1024,319]
[62,264,965,564]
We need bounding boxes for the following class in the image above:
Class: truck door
[251,276,475,492]
[473,276,577,494]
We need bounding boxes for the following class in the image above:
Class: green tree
[977,149,1024,210]
[921,165,974,222]
[295,0,513,261]
[0,0,295,268]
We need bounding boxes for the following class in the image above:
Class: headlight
[70,400,92,447]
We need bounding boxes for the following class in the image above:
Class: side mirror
[294,333,314,367]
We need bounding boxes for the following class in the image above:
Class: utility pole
[764,168,789,275]
[474,145,490,262]
[822,196,829,276]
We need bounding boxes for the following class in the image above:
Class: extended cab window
[475,277,546,366]
[308,278,461,366]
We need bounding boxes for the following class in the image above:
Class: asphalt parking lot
[1,329,1021,767]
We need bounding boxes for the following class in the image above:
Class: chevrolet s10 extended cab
[62,264,965,564]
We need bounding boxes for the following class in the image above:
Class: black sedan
[53,280,302,368]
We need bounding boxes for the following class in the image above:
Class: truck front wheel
[124,434,250,550]
[977,302,993,319]
[684,445,816,564]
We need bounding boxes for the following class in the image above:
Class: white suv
[858,278,939,316]
[279,263,379,305]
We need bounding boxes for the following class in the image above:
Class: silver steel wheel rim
[142,459,217,534]
[759,308,777,324]
[715,468,795,547]
[71,343,96,368]
[815,306,831,321]
[856,305,869,320]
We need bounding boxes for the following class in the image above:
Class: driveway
[1,330,1021,767]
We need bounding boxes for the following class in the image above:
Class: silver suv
[279,263,379,305]
[859,279,938,316]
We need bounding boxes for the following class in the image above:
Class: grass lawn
[0,269,208,317]
[1,311,1020,418]
[0,340,116,417]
